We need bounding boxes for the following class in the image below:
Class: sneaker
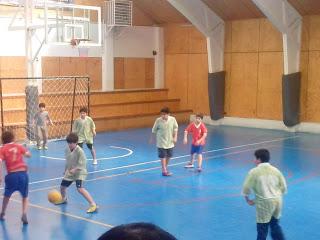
[37,146,42,150]
[197,168,202,173]
[0,212,5,221]
[184,163,194,168]
[54,198,67,205]
[43,146,48,150]
[92,159,98,165]
[162,172,172,177]
[86,204,98,213]
[21,214,28,224]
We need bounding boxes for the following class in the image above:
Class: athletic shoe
[92,159,98,165]
[37,146,42,150]
[86,204,98,213]
[43,146,48,150]
[197,168,202,173]
[21,214,28,224]
[184,163,194,168]
[162,172,172,177]
[0,212,5,221]
[55,198,67,205]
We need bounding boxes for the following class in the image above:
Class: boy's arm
[242,171,255,205]
[183,130,188,144]
[24,150,31,158]
[172,118,178,143]
[91,118,96,136]
[0,160,2,185]
[47,113,53,125]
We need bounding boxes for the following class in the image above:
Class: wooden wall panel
[301,16,310,51]
[259,19,282,52]
[300,52,309,121]
[114,58,125,89]
[42,57,60,76]
[132,3,155,26]
[86,57,102,91]
[228,53,258,118]
[305,51,320,121]
[224,53,232,116]
[188,28,207,54]
[188,54,209,114]
[124,58,146,89]
[231,19,260,52]
[164,25,189,54]
[60,57,76,76]
[165,54,189,109]
[145,58,155,88]
[225,21,232,53]
[309,15,320,50]
[256,52,283,120]
[0,57,26,94]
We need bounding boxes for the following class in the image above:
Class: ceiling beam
[252,0,302,74]
[167,0,225,73]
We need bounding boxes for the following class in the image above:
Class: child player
[33,102,53,150]
[0,131,31,224]
[72,107,97,165]
[183,113,208,172]
[56,132,97,213]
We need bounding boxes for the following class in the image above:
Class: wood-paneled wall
[165,16,320,123]
[42,57,102,91]
[0,56,26,94]
[164,25,209,115]
[114,57,154,89]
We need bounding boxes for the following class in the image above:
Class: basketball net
[70,39,89,57]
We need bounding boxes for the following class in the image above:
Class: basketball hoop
[70,38,89,57]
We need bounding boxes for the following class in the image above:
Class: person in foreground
[242,148,287,240]
[0,131,31,224]
[151,107,178,176]
[56,132,97,213]
[97,222,177,240]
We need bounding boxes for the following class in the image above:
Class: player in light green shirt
[72,107,97,165]
[242,149,287,240]
[151,107,178,176]
[56,133,97,213]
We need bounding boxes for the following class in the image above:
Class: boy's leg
[197,154,203,171]
[35,126,41,148]
[270,217,285,240]
[185,153,195,168]
[21,198,28,224]
[42,127,48,149]
[87,143,97,165]
[75,181,97,213]
[257,222,269,240]
[0,196,10,220]
[56,180,72,204]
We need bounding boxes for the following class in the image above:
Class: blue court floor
[1,124,319,240]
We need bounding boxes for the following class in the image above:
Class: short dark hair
[160,107,170,114]
[195,113,203,119]
[39,102,46,108]
[97,222,177,240]
[254,149,270,163]
[79,107,88,113]
[2,131,15,144]
[66,132,78,144]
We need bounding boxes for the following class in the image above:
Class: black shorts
[78,142,93,150]
[61,179,83,188]
[158,148,173,159]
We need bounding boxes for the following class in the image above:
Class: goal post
[0,76,90,144]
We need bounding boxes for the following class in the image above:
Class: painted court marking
[3,197,114,228]
[40,145,133,161]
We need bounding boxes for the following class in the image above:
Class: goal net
[0,76,90,144]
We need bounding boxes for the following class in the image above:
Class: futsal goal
[0,76,90,144]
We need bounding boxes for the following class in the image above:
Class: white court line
[40,145,133,161]
[1,135,299,190]
[3,197,114,228]
[28,147,269,193]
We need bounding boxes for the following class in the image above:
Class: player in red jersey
[183,113,208,172]
[0,131,31,224]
